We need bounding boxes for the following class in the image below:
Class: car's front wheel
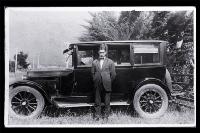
[9,86,45,119]
[133,84,168,118]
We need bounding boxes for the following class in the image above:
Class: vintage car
[9,40,173,119]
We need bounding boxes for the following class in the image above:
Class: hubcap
[22,101,27,106]
[139,90,162,114]
[11,91,38,116]
[149,100,153,104]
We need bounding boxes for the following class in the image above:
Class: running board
[55,102,129,108]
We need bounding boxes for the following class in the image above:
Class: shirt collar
[99,57,106,60]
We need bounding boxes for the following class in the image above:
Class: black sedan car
[9,40,173,119]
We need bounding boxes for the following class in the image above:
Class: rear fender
[165,68,173,93]
[132,78,172,100]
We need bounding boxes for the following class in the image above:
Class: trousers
[94,81,111,119]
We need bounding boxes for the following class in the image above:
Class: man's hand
[110,61,116,82]
[91,61,95,80]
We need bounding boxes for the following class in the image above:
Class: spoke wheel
[133,84,168,118]
[9,86,45,119]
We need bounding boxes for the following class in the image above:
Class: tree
[117,11,141,40]
[150,11,170,40]
[79,11,119,41]
[14,51,30,70]
[79,10,153,41]
[133,11,154,40]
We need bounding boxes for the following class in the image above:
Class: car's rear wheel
[133,84,168,118]
[9,86,45,119]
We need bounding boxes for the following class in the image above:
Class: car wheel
[9,86,45,119]
[133,84,168,118]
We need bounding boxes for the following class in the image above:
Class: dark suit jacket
[91,57,116,92]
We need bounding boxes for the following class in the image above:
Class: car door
[107,43,134,102]
[72,44,99,102]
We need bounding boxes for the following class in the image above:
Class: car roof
[68,40,167,46]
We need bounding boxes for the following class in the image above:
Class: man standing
[91,46,116,120]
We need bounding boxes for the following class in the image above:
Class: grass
[7,105,195,126]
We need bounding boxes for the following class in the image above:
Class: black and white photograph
[4,7,196,127]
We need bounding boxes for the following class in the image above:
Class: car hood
[27,68,73,78]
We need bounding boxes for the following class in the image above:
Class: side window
[108,45,130,66]
[134,44,160,64]
[77,46,98,67]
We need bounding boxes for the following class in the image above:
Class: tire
[133,84,168,118]
[9,86,45,120]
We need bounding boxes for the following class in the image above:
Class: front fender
[9,80,53,105]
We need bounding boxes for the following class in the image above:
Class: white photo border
[4,6,196,128]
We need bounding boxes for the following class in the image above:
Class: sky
[7,8,93,67]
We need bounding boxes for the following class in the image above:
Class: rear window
[108,45,130,66]
[133,44,160,64]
